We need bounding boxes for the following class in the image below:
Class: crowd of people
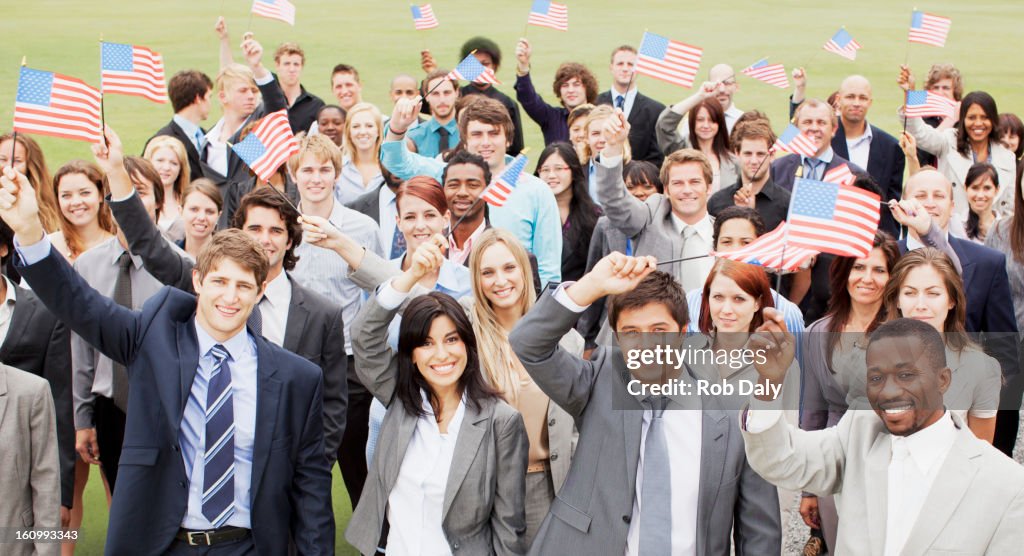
[3,14,1024,556]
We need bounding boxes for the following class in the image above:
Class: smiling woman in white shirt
[346,239,529,556]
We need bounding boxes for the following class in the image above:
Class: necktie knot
[117,251,133,271]
[645,396,669,418]
[209,344,229,364]
[615,95,625,109]
[682,225,697,239]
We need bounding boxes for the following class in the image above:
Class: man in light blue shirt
[383,95,562,285]
[405,70,460,159]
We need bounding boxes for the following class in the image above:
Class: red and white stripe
[822,39,861,61]
[789,182,880,258]
[101,45,167,103]
[412,4,439,30]
[248,110,299,182]
[527,2,568,32]
[713,222,817,272]
[14,73,102,143]
[251,0,295,26]
[636,34,703,88]
[905,91,959,119]
[741,61,789,89]
[482,180,514,207]
[774,135,818,158]
[822,164,855,186]
[909,12,951,47]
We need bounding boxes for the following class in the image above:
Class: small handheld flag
[528,0,568,32]
[787,178,880,258]
[447,53,500,85]
[231,110,299,182]
[101,42,167,103]
[905,90,959,119]
[822,163,855,187]
[410,4,439,30]
[741,58,789,89]
[713,222,817,272]
[251,0,296,26]
[482,154,529,207]
[635,31,703,88]
[908,11,951,47]
[14,66,102,143]
[773,124,818,158]
[823,29,861,61]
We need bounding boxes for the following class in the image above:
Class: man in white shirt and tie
[596,46,666,166]
[742,316,1024,555]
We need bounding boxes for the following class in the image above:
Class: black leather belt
[175,526,250,546]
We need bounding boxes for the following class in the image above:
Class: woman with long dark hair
[535,142,600,282]
[963,162,1001,243]
[346,240,528,556]
[687,99,740,194]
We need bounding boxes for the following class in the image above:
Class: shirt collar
[802,146,835,165]
[1,276,17,306]
[891,411,958,476]
[173,114,202,141]
[757,178,783,201]
[611,87,638,102]
[262,271,290,309]
[205,117,227,144]
[847,123,874,147]
[109,239,145,270]
[426,117,457,133]
[418,389,468,429]
[195,319,252,363]
[669,211,714,242]
[905,228,949,250]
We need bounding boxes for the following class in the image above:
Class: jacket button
[178,481,186,488]
[172,445,179,452]
[452,541,459,549]
[548,418,556,426]
[550,453,559,462]
[622,515,631,524]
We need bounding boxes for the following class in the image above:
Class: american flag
[787,178,880,258]
[713,222,817,272]
[482,154,528,207]
[741,58,788,89]
[774,124,818,158]
[905,90,959,119]
[251,0,295,26]
[13,67,102,144]
[410,4,439,30]
[822,29,861,61]
[635,31,702,88]
[528,0,568,32]
[231,110,299,182]
[822,163,855,186]
[447,53,500,85]
[101,42,167,104]
[908,10,951,47]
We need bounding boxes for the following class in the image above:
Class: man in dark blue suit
[770,98,866,191]
[0,161,333,554]
[899,169,1021,456]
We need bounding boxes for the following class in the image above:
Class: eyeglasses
[538,165,571,174]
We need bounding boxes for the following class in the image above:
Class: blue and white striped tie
[202,344,236,527]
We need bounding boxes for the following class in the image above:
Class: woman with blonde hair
[0,132,62,232]
[143,135,190,242]
[48,160,118,261]
[336,102,385,204]
[581,104,630,202]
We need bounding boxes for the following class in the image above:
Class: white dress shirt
[258,271,292,347]
[386,390,467,556]
[203,118,230,177]
[845,123,873,171]
[609,87,639,119]
[0,276,18,345]
[669,212,715,292]
[377,185,400,257]
[552,283,703,556]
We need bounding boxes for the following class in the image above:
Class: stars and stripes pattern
[527,0,568,32]
[822,163,855,186]
[822,29,861,61]
[410,4,439,30]
[787,178,880,258]
[905,90,960,119]
[741,58,789,89]
[482,154,529,207]
[251,0,296,26]
[635,31,703,88]
[447,53,500,85]
[908,10,951,47]
[773,124,818,158]
[713,222,818,272]
[100,42,167,103]
[14,67,102,143]
[231,110,299,182]
[201,344,236,528]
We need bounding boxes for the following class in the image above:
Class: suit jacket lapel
[865,432,890,555]
[175,321,200,435]
[0,366,8,430]
[832,124,850,160]
[382,408,418,497]
[442,400,490,520]
[696,407,729,553]
[283,280,309,353]
[0,294,35,359]
[250,338,282,499]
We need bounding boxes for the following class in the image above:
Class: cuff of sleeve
[254,73,274,86]
[14,233,52,266]
[598,154,623,169]
[743,396,785,433]
[110,189,138,203]
[552,282,589,313]
[376,278,412,310]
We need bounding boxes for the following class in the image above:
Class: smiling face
[693,106,719,143]
[57,173,102,229]
[443,163,488,221]
[317,108,345,147]
[796,102,836,156]
[412,314,468,391]
[347,110,379,153]
[192,257,264,342]
[240,205,292,274]
[389,74,418,105]
[963,103,994,144]
[838,76,872,125]
[865,334,950,436]
[538,152,572,197]
[1001,131,1020,154]
[559,76,586,109]
[665,162,710,223]
[586,116,608,156]
[708,274,760,333]
[397,194,448,255]
[331,71,362,110]
[966,172,997,216]
[715,218,757,252]
[708,64,738,111]
[898,264,954,334]
[464,120,509,169]
[847,247,889,307]
[568,116,587,147]
[904,171,953,231]
[625,174,658,202]
[293,152,338,205]
[478,242,526,312]
[149,147,182,189]
[182,191,220,241]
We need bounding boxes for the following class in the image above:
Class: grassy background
[6,0,1022,553]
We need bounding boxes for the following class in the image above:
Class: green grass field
[6,0,1024,553]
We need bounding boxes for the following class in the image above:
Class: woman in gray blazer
[346,241,529,556]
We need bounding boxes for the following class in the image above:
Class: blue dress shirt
[405,118,460,159]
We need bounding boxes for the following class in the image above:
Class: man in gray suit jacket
[510,253,780,556]
[743,317,1024,555]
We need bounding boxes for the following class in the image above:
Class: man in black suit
[899,168,1021,456]
[346,168,404,258]
[596,45,665,166]
[103,129,348,469]
[0,162,333,553]
[145,70,213,182]
[0,221,74,525]
[791,71,905,236]
[770,98,866,191]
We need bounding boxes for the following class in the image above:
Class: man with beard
[707,119,790,231]
[405,70,460,158]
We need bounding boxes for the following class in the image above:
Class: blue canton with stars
[101,43,134,71]
[791,179,838,219]
[16,67,54,105]
[639,33,669,59]
[231,134,267,166]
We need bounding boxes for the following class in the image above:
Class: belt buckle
[187,531,212,546]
